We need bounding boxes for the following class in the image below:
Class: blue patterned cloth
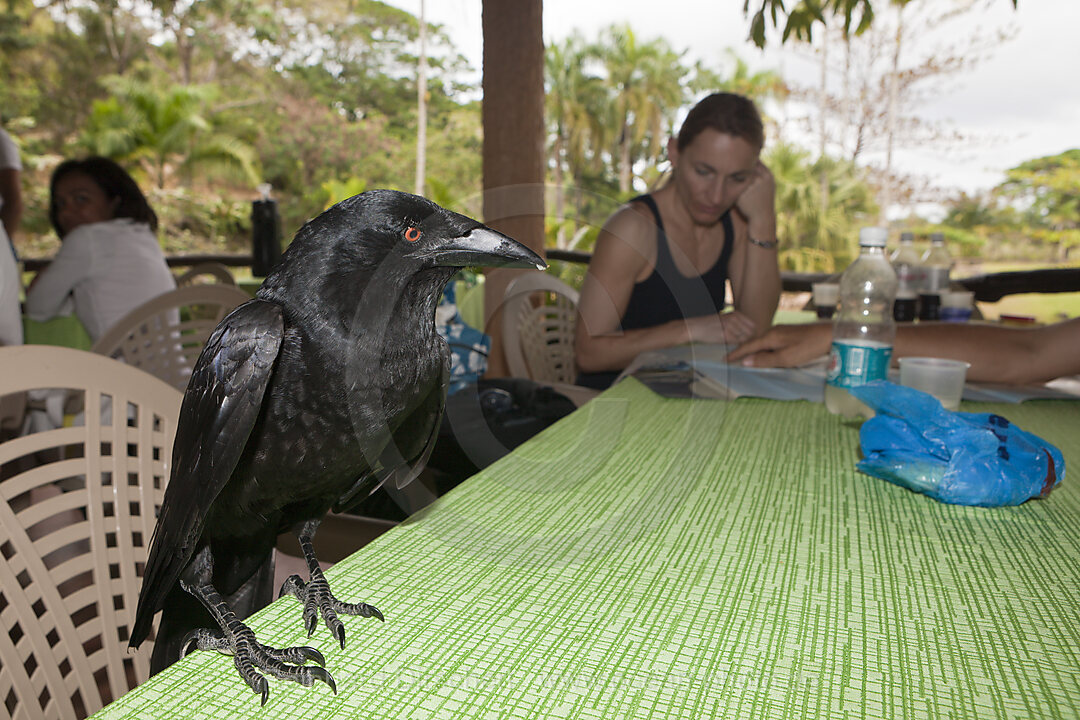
[436,281,490,395]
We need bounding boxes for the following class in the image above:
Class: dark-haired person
[25,157,176,342]
[574,92,781,390]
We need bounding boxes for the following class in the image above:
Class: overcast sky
[386,0,1078,197]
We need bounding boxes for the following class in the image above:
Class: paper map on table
[620,343,1080,403]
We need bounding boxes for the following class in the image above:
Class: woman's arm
[24,231,92,321]
[728,161,780,334]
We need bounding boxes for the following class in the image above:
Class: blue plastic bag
[848,381,1065,507]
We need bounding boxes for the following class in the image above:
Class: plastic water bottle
[919,232,952,320]
[825,227,898,419]
[889,232,921,322]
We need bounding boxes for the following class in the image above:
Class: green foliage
[767,141,878,270]
[940,149,1080,262]
[543,27,789,255]
[6,0,479,257]
[743,0,1017,48]
[150,187,251,255]
[82,77,260,189]
[1,0,1054,286]
[320,178,368,209]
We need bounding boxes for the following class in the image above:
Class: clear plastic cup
[898,357,971,411]
[811,282,839,319]
[940,290,974,322]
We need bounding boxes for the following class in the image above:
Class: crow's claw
[310,666,337,695]
[281,566,382,648]
[334,623,346,649]
[181,621,336,704]
[257,676,269,707]
[298,645,326,667]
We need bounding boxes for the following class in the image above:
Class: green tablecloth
[94,381,1080,719]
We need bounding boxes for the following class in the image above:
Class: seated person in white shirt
[25,156,175,343]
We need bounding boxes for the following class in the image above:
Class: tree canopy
[2,0,1069,276]
[742,0,1019,48]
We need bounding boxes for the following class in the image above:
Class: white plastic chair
[90,284,250,392]
[0,345,183,719]
[501,272,597,406]
[174,261,236,287]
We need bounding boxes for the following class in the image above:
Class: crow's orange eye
[405,227,422,242]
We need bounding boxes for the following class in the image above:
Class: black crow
[129,189,544,703]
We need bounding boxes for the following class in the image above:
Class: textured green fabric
[94,380,1079,719]
[22,314,92,350]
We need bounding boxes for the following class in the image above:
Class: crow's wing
[130,299,284,648]
[333,354,449,513]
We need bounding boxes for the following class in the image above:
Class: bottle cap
[900,232,914,243]
[930,232,945,244]
[859,227,888,247]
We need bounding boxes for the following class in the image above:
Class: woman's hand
[734,161,776,234]
[726,323,832,367]
[686,311,757,346]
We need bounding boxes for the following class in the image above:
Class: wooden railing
[23,250,1080,302]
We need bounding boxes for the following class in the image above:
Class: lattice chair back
[501,272,580,384]
[0,346,183,719]
[90,284,250,392]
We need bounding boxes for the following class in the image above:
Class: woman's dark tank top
[576,194,735,390]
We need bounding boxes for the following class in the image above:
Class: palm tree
[591,25,686,195]
[546,34,588,242]
[767,141,877,271]
[82,76,259,189]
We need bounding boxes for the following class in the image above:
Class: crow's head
[259,189,545,330]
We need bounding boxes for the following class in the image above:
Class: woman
[25,157,176,342]
[574,93,781,389]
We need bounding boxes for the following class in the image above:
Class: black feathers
[129,190,544,701]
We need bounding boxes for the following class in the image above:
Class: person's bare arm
[892,318,1080,384]
[728,318,1080,385]
[574,206,754,374]
[728,161,781,334]
[0,167,22,241]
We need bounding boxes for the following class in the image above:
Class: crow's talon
[334,623,346,649]
[279,574,306,600]
[299,646,325,667]
[310,666,337,694]
[257,676,269,706]
[283,572,382,641]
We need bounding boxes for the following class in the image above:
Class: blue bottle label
[827,339,892,388]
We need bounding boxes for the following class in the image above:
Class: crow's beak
[433,227,547,271]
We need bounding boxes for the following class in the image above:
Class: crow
[129,189,544,703]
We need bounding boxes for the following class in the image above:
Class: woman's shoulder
[603,199,658,243]
[67,218,155,243]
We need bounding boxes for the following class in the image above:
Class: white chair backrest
[175,261,236,287]
[91,284,250,392]
[501,272,580,384]
[0,346,183,720]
